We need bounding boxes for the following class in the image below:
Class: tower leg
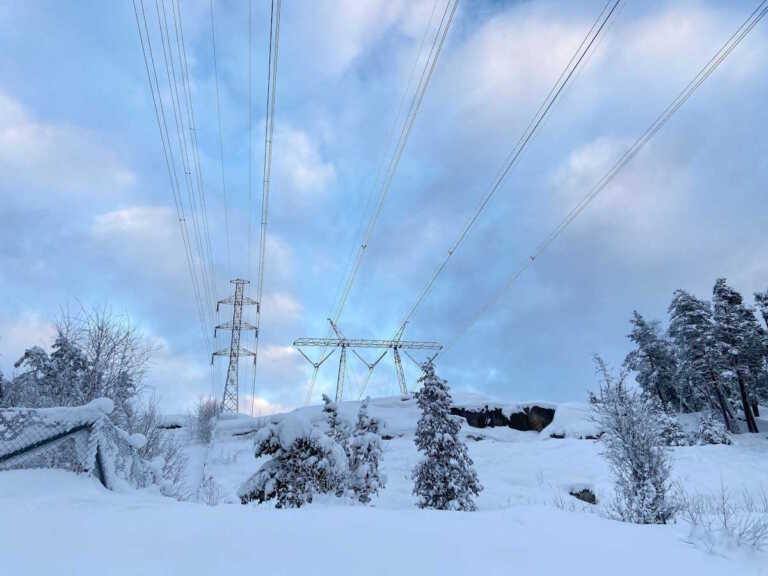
[335,346,347,402]
[393,347,407,396]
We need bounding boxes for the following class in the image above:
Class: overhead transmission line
[305,0,460,403]
[153,0,218,327]
[439,0,768,357]
[249,0,281,416]
[393,0,621,340]
[209,0,233,281]
[131,0,213,357]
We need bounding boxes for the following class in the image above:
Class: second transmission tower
[211,278,258,414]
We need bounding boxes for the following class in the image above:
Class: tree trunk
[736,370,759,433]
[752,401,760,418]
[708,367,734,432]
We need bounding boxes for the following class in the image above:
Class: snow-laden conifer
[592,355,675,524]
[624,311,678,409]
[239,414,348,508]
[412,361,481,511]
[712,279,760,433]
[348,397,386,503]
[695,411,732,445]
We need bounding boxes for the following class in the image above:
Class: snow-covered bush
[694,412,732,445]
[193,397,219,444]
[348,398,386,503]
[412,362,482,511]
[239,415,348,508]
[653,406,692,447]
[197,472,225,506]
[592,355,675,524]
[678,484,768,551]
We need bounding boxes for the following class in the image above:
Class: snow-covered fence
[0,399,147,490]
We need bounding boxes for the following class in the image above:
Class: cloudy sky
[0,0,766,413]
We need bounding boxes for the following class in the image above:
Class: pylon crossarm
[295,346,336,369]
[293,337,441,350]
[402,349,426,370]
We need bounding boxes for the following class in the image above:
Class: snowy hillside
[2,395,768,575]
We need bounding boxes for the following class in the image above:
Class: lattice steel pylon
[294,319,442,402]
[211,279,258,414]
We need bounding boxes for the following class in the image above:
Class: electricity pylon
[294,319,442,402]
[211,279,258,414]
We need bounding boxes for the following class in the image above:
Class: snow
[1,395,767,574]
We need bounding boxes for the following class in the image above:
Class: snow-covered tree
[348,398,386,503]
[48,331,89,405]
[239,415,348,508]
[712,279,760,433]
[322,393,349,446]
[694,411,732,446]
[412,362,482,511]
[592,355,675,524]
[755,289,768,331]
[668,290,736,430]
[624,311,678,410]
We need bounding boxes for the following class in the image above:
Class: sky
[0,0,767,414]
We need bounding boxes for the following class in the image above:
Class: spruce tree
[239,415,348,508]
[624,311,678,409]
[412,362,482,511]
[712,279,759,433]
[668,289,736,430]
[322,393,349,449]
[348,398,386,503]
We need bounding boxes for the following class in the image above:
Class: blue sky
[1,0,766,413]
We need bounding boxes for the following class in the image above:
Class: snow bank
[542,402,600,439]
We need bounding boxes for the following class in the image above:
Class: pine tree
[239,415,348,508]
[755,289,768,331]
[412,362,482,511]
[712,279,760,433]
[667,290,736,430]
[48,331,89,406]
[695,411,732,445]
[624,311,678,409]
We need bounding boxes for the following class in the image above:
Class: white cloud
[90,205,189,280]
[273,124,335,204]
[0,312,56,371]
[293,0,437,77]
[551,137,691,259]
[0,91,135,208]
[239,394,291,416]
[261,293,302,324]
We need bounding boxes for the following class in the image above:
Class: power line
[440,0,768,357]
[131,0,212,355]
[305,0,460,403]
[209,0,233,281]
[250,0,281,416]
[394,0,622,339]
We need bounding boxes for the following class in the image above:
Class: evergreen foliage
[624,311,678,409]
[239,415,348,508]
[712,279,760,433]
[412,362,482,511]
[348,398,386,503]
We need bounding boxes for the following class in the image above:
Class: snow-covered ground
[2,395,768,575]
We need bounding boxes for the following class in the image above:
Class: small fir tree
[239,415,348,508]
[348,398,386,503]
[412,362,482,511]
